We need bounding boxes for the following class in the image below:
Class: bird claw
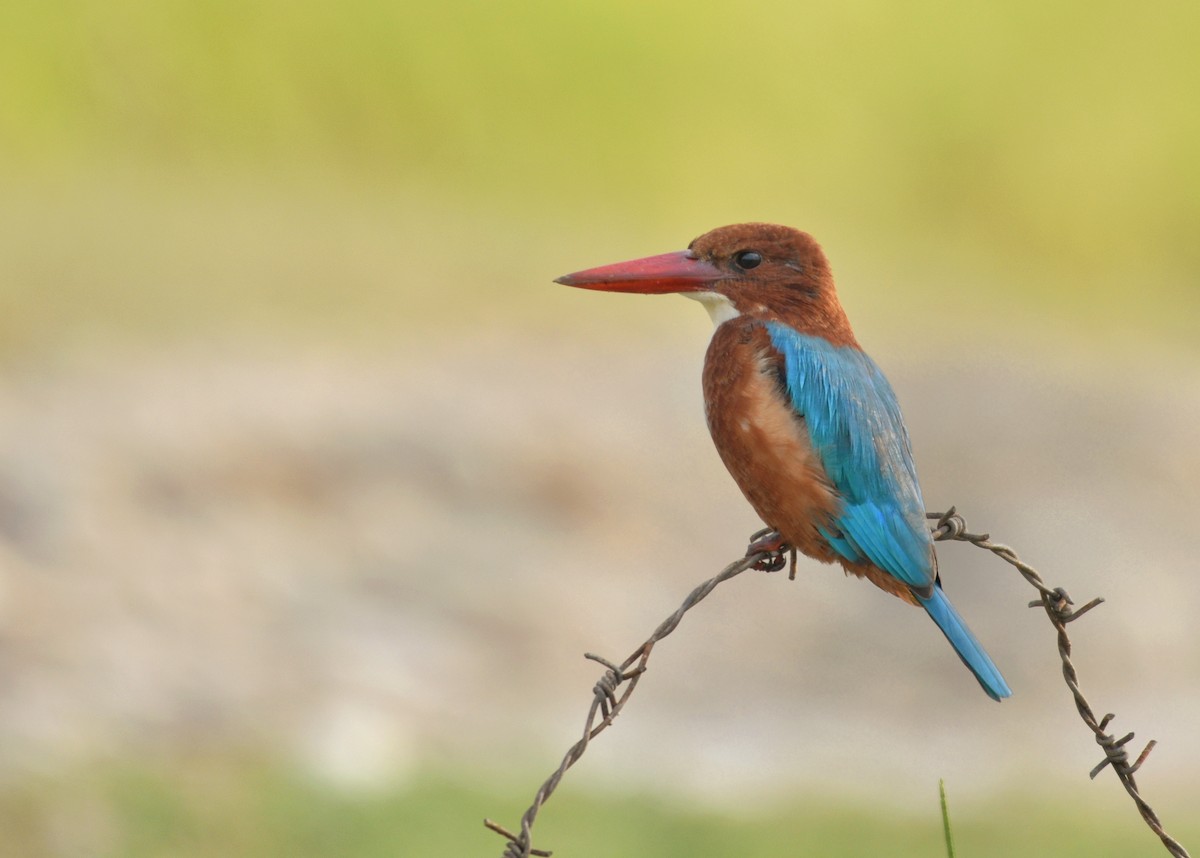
[754,554,789,572]
[746,530,791,572]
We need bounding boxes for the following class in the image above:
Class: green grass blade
[939,779,956,858]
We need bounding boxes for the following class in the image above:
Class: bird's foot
[746,529,792,573]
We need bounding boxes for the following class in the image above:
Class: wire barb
[484,509,1191,857]
[483,820,553,857]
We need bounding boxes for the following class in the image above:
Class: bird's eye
[733,250,762,270]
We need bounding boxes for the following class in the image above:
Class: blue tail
[918,587,1011,701]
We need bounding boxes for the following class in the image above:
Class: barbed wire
[926,507,1190,858]
[483,545,764,858]
[484,509,1191,858]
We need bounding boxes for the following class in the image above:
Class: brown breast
[702,318,842,562]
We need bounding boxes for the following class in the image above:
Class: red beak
[555,250,724,294]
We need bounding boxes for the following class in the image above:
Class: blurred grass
[0,758,1194,857]
[1,0,1198,354]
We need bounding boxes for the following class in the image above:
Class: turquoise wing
[764,322,934,592]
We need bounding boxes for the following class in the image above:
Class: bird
[555,223,1011,700]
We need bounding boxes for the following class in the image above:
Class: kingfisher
[555,223,1011,700]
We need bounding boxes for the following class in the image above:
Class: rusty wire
[484,510,1191,858]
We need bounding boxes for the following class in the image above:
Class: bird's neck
[780,291,859,348]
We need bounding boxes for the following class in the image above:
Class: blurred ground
[1,302,1197,808]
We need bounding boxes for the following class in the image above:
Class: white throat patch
[683,291,740,327]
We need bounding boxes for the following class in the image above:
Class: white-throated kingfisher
[556,223,1011,701]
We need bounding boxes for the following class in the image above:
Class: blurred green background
[4,0,1199,350]
[1,1,1198,855]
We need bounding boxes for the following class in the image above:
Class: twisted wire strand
[485,510,1191,857]
[484,552,761,857]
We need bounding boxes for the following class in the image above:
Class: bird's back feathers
[765,322,933,593]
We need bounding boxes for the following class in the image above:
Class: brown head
[556,223,855,345]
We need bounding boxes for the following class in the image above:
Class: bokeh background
[2,1,1198,855]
